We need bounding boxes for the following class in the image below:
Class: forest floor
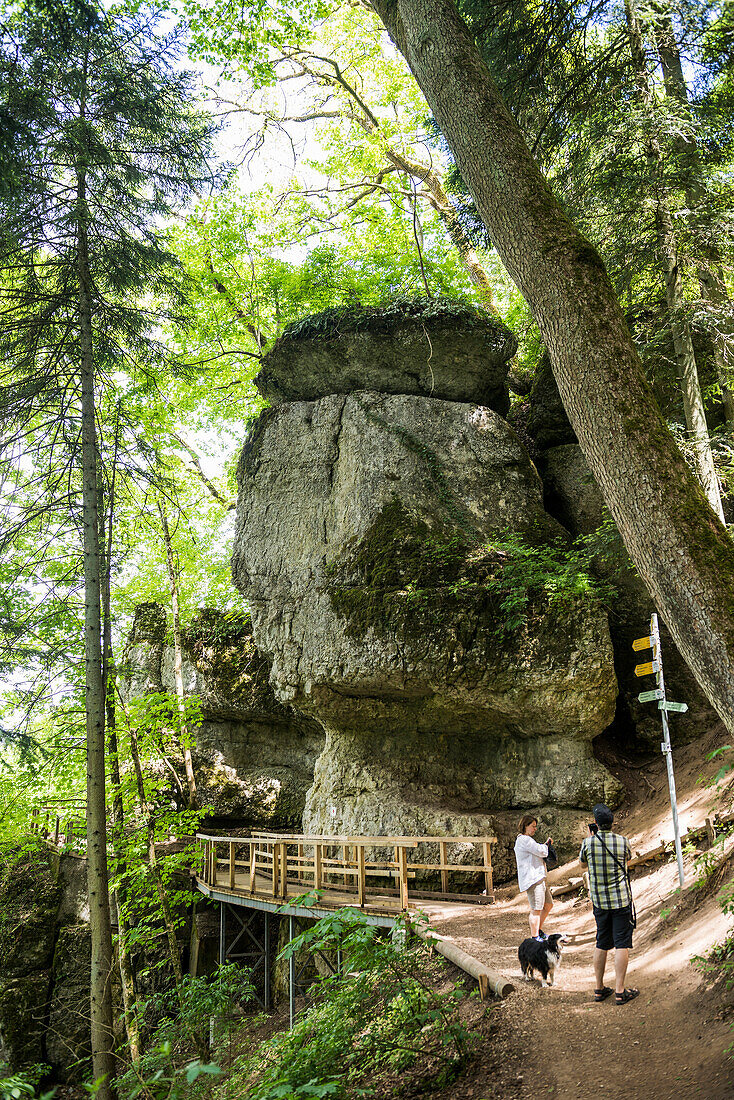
[417,724,734,1099]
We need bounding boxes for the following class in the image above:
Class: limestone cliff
[541,443,719,744]
[121,604,324,827]
[231,304,622,873]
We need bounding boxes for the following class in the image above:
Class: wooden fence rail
[196,831,497,910]
[30,801,87,852]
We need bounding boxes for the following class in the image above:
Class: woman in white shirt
[514,813,553,939]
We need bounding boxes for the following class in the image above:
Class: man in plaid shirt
[579,803,639,1005]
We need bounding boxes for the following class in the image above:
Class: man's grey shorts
[526,880,546,910]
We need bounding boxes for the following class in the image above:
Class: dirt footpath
[423,840,734,1100]
[421,719,734,1100]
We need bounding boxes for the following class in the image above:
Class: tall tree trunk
[123,709,209,1060]
[651,5,734,423]
[126,717,186,988]
[99,451,141,1065]
[370,0,734,730]
[77,149,117,1096]
[157,498,198,811]
[624,0,723,520]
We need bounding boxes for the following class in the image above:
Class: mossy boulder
[233,390,620,843]
[254,300,516,414]
[0,844,61,1070]
[0,845,61,979]
[46,926,92,1081]
[0,970,50,1068]
[122,606,325,826]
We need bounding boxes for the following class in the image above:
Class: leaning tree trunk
[624,0,723,521]
[77,155,117,1097]
[371,0,734,731]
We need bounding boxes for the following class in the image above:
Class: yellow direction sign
[632,635,654,652]
[634,660,660,677]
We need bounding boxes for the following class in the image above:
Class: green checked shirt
[579,828,632,911]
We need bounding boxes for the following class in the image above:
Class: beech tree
[366,0,734,730]
[0,0,216,1091]
[185,0,734,732]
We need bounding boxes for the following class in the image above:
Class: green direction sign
[638,689,664,703]
[658,700,688,713]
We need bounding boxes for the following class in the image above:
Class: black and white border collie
[518,933,569,987]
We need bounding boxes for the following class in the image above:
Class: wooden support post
[229,841,235,889]
[189,913,201,977]
[440,841,449,894]
[211,843,218,886]
[483,842,494,897]
[314,844,322,891]
[399,846,409,910]
[342,844,348,886]
[280,843,288,898]
[250,842,257,894]
[272,843,278,898]
[264,912,271,1011]
[289,915,296,1030]
[357,844,366,907]
[706,817,716,847]
[298,842,303,883]
[53,816,60,847]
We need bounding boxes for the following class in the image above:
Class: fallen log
[412,922,515,999]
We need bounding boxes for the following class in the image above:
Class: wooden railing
[30,800,87,852]
[196,831,497,910]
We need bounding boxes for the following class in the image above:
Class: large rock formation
[255,300,516,415]
[0,847,95,1078]
[232,305,622,871]
[122,604,324,826]
[541,444,719,743]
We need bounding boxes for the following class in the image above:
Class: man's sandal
[615,988,640,1004]
[594,986,614,1002]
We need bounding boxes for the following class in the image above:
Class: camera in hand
[588,822,598,834]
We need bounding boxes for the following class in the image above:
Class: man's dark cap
[593,803,614,826]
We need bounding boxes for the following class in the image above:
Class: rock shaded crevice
[0,847,92,1077]
[540,443,719,744]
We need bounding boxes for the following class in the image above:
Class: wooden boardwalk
[195,830,497,921]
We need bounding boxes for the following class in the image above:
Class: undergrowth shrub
[226,909,479,1100]
[115,965,252,1100]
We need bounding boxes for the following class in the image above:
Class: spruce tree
[0,1,216,1092]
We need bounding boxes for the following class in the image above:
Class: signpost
[632,613,685,887]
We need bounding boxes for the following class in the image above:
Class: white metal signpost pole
[633,613,686,888]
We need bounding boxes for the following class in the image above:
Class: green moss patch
[328,499,610,647]
[183,609,285,715]
[274,295,497,347]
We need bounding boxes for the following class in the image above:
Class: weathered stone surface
[0,971,50,1068]
[0,847,61,979]
[0,846,61,1070]
[542,443,718,742]
[233,390,621,843]
[122,607,324,827]
[255,303,516,415]
[47,926,92,1080]
[524,353,576,452]
[123,601,167,697]
[56,854,90,925]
